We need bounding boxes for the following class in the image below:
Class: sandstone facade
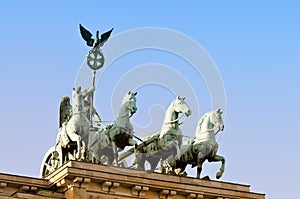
[0,161,265,199]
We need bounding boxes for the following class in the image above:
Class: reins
[164,113,186,125]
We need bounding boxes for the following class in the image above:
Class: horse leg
[66,125,82,160]
[196,151,205,179]
[161,159,173,174]
[196,161,204,179]
[111,142,119,166]
[55,144,63,166]
[149,157,160,172]
[106,150,114,165]
[75,135,82,160]
[69,134,82,160]
[132,152,144,170]
[173,140,181,160]
[128,138,138,155]
[209,155,225,179]
[131,153,138,168]
[80,141,86,161]
[166,143,181,172]
[160,160,166,174]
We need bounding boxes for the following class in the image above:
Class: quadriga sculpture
[170,109,225,179]
[56,87,94,163]
[133,96,191,171]
[89,91,138,166]
[40,86,93,177]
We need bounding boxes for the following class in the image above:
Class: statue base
[0,161,265,199]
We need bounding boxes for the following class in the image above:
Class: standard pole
[89,70,96,127]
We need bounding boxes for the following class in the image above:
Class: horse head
[122,91,138,116]
[173,96,191,117]
[210,109,224,132]
[72,87,83,113]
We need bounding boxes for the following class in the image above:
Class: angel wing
[79,24,113,48]
[79,24,94,47]
[100,28,113,44]
[59,96,72,128]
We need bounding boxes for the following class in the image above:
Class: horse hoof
[216,172,223,179]
[201,176,211,180]
[180,171,188,177]
[75,152,83,160]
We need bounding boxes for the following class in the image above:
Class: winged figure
[59,96,72,128]
[79,24,113,49]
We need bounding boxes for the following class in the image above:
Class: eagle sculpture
[79,24,113,49]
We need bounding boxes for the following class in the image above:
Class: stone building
[0,161,264,199]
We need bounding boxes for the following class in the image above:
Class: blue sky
[0,1,299,198]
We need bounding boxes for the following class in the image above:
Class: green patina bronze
[131,96,191,171]
[169,109,225,179]
[40,25,227,180]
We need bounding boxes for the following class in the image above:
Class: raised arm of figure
[82,86,95,98]
[93,107,102,125]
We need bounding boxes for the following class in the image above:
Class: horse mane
[197,111,211,132]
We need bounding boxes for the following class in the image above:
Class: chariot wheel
[39,146,60,178]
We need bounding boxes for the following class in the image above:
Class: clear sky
[0,1,299,199]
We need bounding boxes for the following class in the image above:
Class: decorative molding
[101,181,112,192]
[140,186,149,198]
[168,190,177,199]
[132,185,142,196]
[187,193,196,199]
[160,189,169,199]
[0,161,265,199]
[110,182,120,193]
[132,185,149,198]
[0,182,7,193]
[81,178,91,189]
[196,193,204,198]
[73,177,83,188]
[19,185,30,191]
